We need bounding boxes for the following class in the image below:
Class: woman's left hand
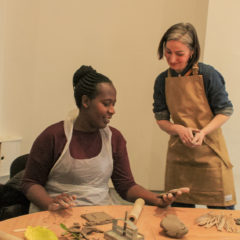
[191,131,205,146]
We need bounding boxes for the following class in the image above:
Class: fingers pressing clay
[160,214,188,238]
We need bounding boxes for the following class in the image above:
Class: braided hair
[73,65,112,109]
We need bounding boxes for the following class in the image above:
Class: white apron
[29,110,113,212]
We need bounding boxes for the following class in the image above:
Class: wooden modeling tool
[0,230,22,240]
[157,190,177,199]
[123,211,128,236]
[157,187,190,200]
[128,198,145,224]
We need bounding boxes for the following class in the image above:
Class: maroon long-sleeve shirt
[22,121,136,200]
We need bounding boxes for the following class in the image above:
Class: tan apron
[164,65,236,206]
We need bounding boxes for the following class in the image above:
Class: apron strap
[192,63,199,75]
[167,69,171,77]
[167,63,199,77]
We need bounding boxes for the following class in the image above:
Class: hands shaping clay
[160,214,188,238]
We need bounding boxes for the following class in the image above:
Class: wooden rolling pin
[128,198,145,224]
[0,230,22,240]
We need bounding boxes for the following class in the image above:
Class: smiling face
[165,40,193,73]
[81,82,116,131]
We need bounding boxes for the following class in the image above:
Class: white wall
[203,0,240,209]
[0,0,209,190]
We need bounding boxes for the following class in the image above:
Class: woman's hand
[191,130,206,146]
[190,114,230,147]
[176,125,199,147]
[157,187,190,207]
[48,193,77,211]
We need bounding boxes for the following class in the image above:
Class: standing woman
[153,23,236,209]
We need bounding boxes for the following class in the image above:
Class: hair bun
[73,65,96,88]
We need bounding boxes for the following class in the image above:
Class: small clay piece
[82,226,104,235]
[196,212,214,226]
[60,222,104,239]
[160,214,188,238]
[224,214,237,233]
[234,218,240,225]
[217,215,226,231]
[81,212,114,226]
[60,222,89,239]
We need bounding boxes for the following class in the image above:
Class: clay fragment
[60,222,103,240]
[234,218,240,225]
[160,214,188,238]
[81,212,114,226]
[217,215,226,231]
[82,226,104,235]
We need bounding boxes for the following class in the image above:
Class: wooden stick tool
[0,230,22,240]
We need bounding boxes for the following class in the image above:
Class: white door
[0,139,21,177]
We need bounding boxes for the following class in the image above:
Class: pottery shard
[160,214,188,239]
[81,212,114,226]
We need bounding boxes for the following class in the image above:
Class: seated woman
[22,65,189,212]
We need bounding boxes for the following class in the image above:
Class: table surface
[0,205,240,239]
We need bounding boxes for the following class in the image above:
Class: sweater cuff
[154,110,170,120]
[214,106,233,116]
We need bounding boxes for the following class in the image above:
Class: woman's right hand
[157,187,190,207]
[48,193,77,211]
[176,125,199,147]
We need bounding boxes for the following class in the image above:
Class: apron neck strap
[167,63,199,77]
[192,63,199,75]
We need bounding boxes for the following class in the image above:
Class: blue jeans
[171,202,235,210]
